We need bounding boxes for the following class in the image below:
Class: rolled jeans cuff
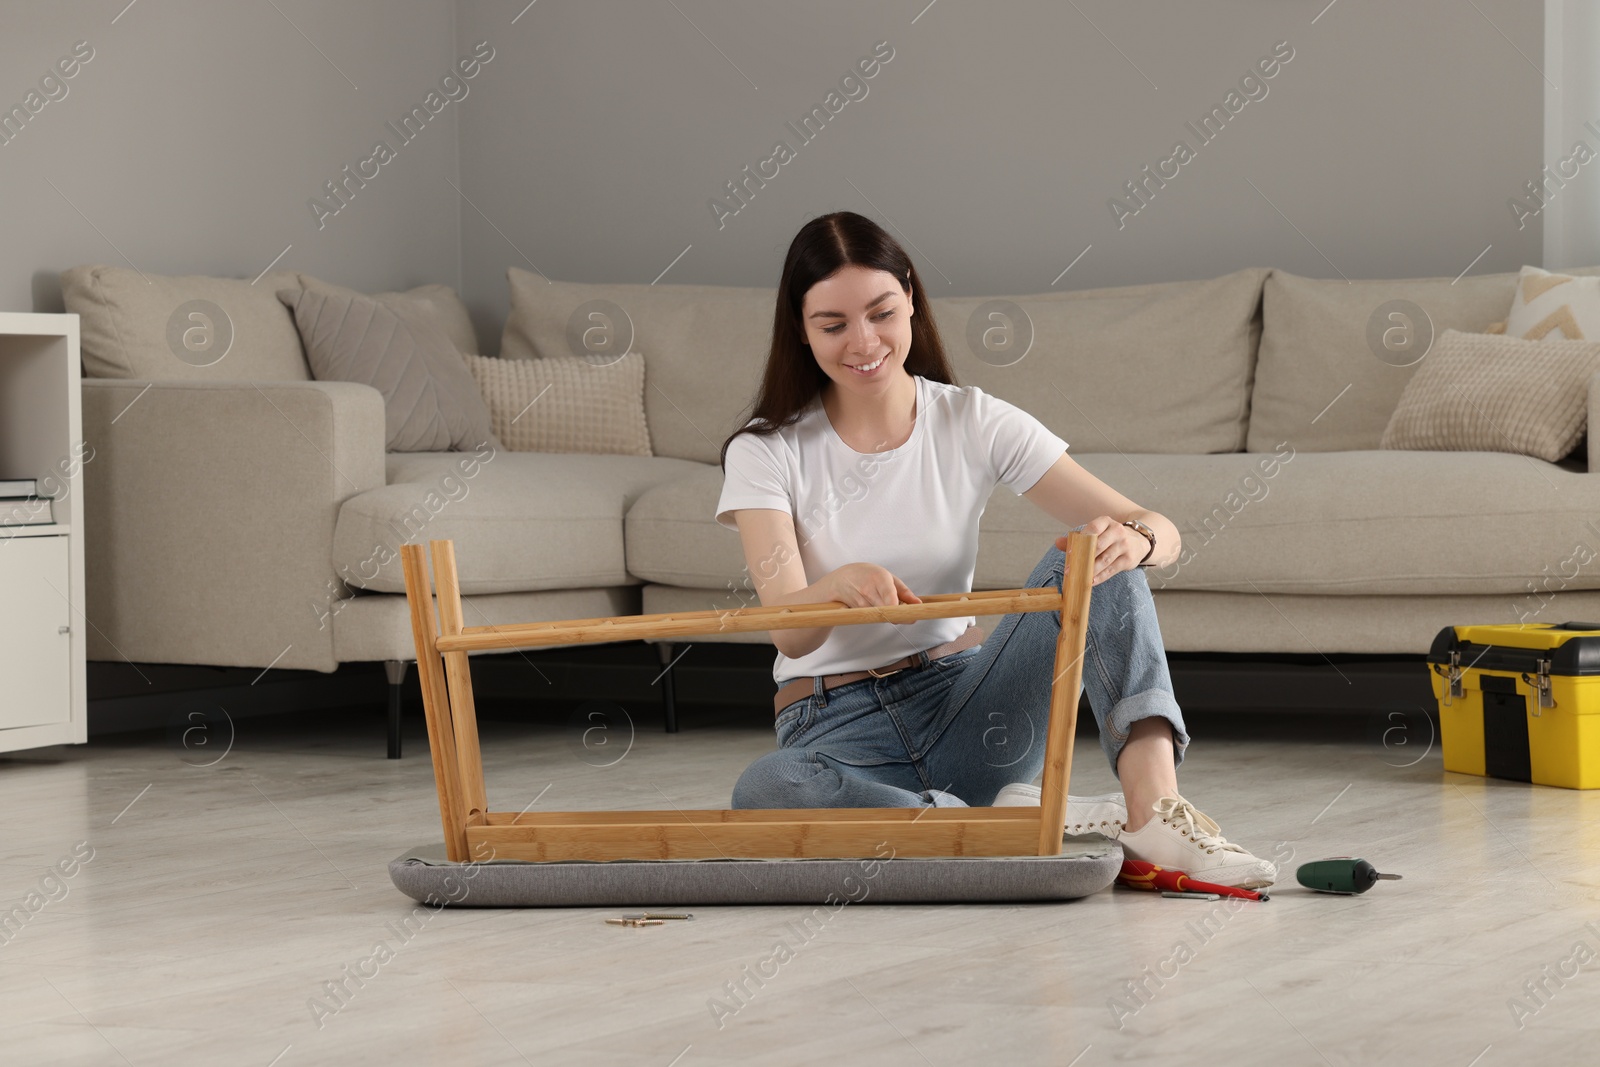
[1100,687,1189,776]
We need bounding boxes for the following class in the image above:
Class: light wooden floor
[2,704,1598,1066]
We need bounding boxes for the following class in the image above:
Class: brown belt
[773,625,984,717]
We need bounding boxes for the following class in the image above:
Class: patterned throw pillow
[294,274,480,357]
[1503,265,1600,341]
[277,287,501,453]
[465,352,652,456]
[1380,329,1600,461]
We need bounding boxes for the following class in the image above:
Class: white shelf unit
[0,312,86,753]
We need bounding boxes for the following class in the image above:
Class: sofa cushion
[499,267,771,464]
[278,286,500,453]
[62,263,310,381]
[295,274,481,356]
[629,450,1599,598]
[465,351,651,456]
[334,451,707,594]
[501,267,1267,464]
[1247,266,1600,453]
[1503,265,1600,341]
[1380,329,1600,461]
[996,451,1596,597]
[926,268,1268,454]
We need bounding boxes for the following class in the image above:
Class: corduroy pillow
[277,287,501,453]
[1380,328,1600,461]
[464,351,651,456]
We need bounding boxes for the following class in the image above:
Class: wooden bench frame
[400,531,1095,864]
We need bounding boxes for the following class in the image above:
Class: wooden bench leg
[1036,531,1095,855]
[400,543,470,861]
[429,540,489,835]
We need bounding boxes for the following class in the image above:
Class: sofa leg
[655,642,679,734]
[384,659,409,759]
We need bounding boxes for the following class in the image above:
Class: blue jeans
[730,542,1190,809]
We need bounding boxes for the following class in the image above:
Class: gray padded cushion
[388,839,1122,907]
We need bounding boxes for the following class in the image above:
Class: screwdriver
[1296,858,1403,895]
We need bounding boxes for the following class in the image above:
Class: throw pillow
[277,287,501,453]
[1503,265,1600,341]
[1244,269,1521,453]
[1379,328,1600,461]
[61,264,309,381]
[498,267,770,463]
[294,274,480,356]
[464,351,651,456]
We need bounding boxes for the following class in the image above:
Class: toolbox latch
[1440,650,1465,704]
[1521,657,1556,714]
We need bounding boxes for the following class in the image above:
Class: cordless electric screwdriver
[1296,858,1403,895]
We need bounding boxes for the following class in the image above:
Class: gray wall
[1545,0,1600,270]
[456,0,1544,352]
[0,0,1550,357]
[4,0,463,322]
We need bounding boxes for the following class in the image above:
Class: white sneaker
[991,782,1127,836]
[1116,795,1276,889]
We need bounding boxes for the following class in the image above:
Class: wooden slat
[429,540,488,821]
[467,816,1045,862]
[454,585,1054,635]
[399,544,469,862]
[434,587,1062,653]
[1037,530,1095,855]
[483,806,1039,826]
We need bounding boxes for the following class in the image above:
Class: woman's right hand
[823,563,922,622]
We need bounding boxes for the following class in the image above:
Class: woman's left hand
[1054,516,1148,586]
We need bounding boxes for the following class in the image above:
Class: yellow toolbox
[1427,622,1600,789]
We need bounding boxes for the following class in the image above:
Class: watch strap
[1122,519,1156,567]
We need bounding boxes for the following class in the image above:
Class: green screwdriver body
[1296,858,1403,895]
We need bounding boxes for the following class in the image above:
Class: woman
[714,211,1273,888]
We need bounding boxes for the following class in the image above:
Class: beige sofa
[69,262,1600,754]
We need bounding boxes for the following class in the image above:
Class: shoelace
[1153,795,1251,857]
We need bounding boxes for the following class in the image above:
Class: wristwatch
[1121,519,1157,567]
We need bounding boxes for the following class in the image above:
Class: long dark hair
[719,211,957,470]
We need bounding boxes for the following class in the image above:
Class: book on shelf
[0,496,54,527]
[0,478,38,499]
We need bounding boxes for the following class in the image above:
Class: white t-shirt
[715,374,1069,686]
